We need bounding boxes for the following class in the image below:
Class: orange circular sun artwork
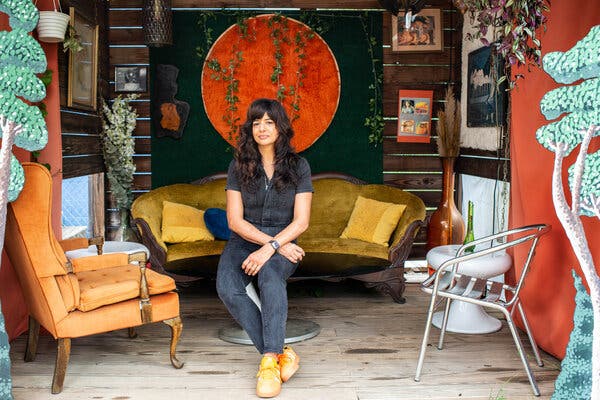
[201,14,341,152]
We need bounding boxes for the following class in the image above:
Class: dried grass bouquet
[436,86,461,157]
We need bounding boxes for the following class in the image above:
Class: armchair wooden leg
[24,316,40,362]
[163,317,184,369]
[51,338,71,394]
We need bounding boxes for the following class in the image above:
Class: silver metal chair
[414,224,550,396]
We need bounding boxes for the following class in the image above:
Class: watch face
[270,240,280,250]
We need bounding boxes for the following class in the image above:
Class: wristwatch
[269,240,280,251]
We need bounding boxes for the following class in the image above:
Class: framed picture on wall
[397,89,433,143]
[115,66,148,93]
[466,46,508,127]
[67,7,99,111]
[392,8,443,52]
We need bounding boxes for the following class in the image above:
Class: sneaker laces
[257,358,281,383]
[278,349,296,367]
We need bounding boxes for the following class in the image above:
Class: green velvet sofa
[131,172,426,303]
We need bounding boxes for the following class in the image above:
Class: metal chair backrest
[425,224,550,304]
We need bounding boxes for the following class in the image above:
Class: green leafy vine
[206,49,243,141]
[268,14,289,102]
[195,12,215,60]
[30,67,54,170]
[33,68,52,119]
[360,13,384,145]
[235,10,255,40]
[289,31,306,120]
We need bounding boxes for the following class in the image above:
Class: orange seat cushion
[76,266,176,312]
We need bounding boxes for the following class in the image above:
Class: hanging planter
[36,0,70,43]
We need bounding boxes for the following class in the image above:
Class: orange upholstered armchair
[5,163,183,394]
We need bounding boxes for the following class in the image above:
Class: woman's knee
[257,265,289,291]
[216,269,237,301]
[261,257,296,280]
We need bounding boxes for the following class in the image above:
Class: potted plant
[62,23,82,53]
[455,0,550,88]
[36,0,70,43]
[100,94,139,241]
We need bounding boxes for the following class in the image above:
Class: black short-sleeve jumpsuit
[216,157,313,354]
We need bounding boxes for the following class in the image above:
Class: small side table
[65,241,150,259]
[426,244,512,334]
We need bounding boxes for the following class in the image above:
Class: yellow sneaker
[278,346,300,382]
[256,355,281,398]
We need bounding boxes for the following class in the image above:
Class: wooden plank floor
[10,281,560,399]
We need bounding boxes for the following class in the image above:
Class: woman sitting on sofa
[216,98,313,398]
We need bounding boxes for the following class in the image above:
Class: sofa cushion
[298,237,389,260]
[204,208,231,240]
[340,196,406,246]
[161,201,214,243]
[166,240,227,263]
[303,179,360,240]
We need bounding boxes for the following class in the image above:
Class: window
[62,175,90,239]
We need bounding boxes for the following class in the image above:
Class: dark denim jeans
[216,227,298,354]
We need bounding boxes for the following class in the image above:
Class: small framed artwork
[392,8,443,52]
[397,89,433,143]
[467,46,508,127]
[67,7,99,110]
[115,66,148,93]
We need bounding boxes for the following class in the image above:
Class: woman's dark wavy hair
[234,98,300,192]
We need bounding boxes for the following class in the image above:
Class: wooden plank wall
[56,1,108,237]
[107,1,153,237]
[59,0,108,179]
[107,0,463,255]
[382,1,463,257]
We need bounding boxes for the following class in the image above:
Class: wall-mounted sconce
[452,0,476,24]
[377,0,425,29]
[143,0,172,47]
[377,0,425,16]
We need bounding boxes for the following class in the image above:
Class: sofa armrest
[132,217,168,269]
[388,219,425,268]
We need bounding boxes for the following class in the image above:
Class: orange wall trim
[509,0,600,359]
[0,1,63,340]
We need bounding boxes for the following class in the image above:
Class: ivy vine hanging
[456,0,550,88]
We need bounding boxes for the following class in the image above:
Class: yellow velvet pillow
[340,196,406,246]
[161,201,214,243]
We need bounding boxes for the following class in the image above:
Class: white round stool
[426,244,512,334]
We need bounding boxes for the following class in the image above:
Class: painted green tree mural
[536,25,600,398]
[0,0,49,397]
[552,271,593,399]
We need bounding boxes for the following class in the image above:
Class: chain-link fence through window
[62,175,90,239]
